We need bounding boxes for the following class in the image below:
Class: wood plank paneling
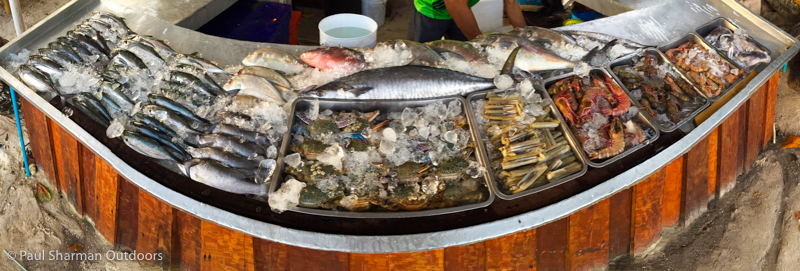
[745,87,766,169]
[49,120,66,196]
[682,136,711,225]
[94,158,119,243]
[536,218,568,271]
[200,221,255,271]
[287,245,349,271]
[53,123,83,215]
[20,99,58,189]
[351,251,443,271]
[567,199,609,271]
[632,169,665,256]
[737,104,748,175]
[763,73,779,148]
[115,178,139,250]
[444,242,486,271]
[608,188,632,260]
[136,190,172,268]
[81,145,97,222]
[708,128,719,197]
[253,238,287,271]
[173,211,202,271]
[663,157,683,228]
[718,106,741,197]
[485,230,536,270]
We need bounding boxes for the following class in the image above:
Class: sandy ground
[0,0,72,41]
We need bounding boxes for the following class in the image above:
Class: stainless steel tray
[696,17,773,73]
[465,89,588,201]
[608,48,711,133]
[271,96,495,218]
[542,68,660,168]
[657,33,745,102]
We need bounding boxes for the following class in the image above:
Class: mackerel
[179,159,268,196]
[121,131,178,161]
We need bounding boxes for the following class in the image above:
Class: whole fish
[242,48,306,75]
[141,104,207,132]
[173,64,225,93]
[26,55,65,77]
[133,114,179,139]
[426,40,490,65]
[208,123,269,146]
[76,94,113,122]
[72,99,110,127]
[99,93,124,117]
[187,147,261,169]
[18,65,58,94]
[47,41,83,63]
[91,11,133,36]
[129,34,178,57]
[209,111,253,123]
[74,26,112,54]
[300,47,366,73]
[129,122,191,161]
[513,46,576,73]
[472,33,543,53]
[387,39,443,66]
[237,66,292,90]
[198,133,265,158]
[177,53,230,75]
[36,48,78,65]
[120,40,165,63]
[111,48,148,70]
[121,131,178,161]
[305,66,494,99]
[511,26,588,61]
[57,37,93,59]
[147,94,210,126]
[561,30,646,57]
[100,81,134,110]
[159,88,206,109]
[83,19,120,41]
[67,31,109,55]
[223,74,286,105]
[170,71,221,96]
[179,159,268,196]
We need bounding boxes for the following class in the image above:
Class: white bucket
[362,0,387,27]
[471,0,503,33]
[318,13,378,48]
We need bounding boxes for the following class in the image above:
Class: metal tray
[608,48,711,133]
[270,96,495,218]
[657,33,745,102]
[695,17,773,73]
[542,68,660,168]
[465,89,588,201]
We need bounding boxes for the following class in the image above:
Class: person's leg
[407,8,449,43]
[444,19,469,41]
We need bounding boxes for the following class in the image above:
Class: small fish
[242,48,305,75]
[47,41,83,63]
[18,65,58,94]
[120,40,165,63]
[67,31,109,55]
[198,133,266,158]
[100,81,133,110]
[141,104,207,132]
[426,40,490,65]
[223,74,286,105]
[147,94,209,126]
[170,71,220,96]
[389,39,443,66]
[511,26,588,61]
[187,147,260,169]
[209,111,253,123]
[561,30,647,57]
[36,48,77,65]
[208,123,270,146]
[237,66,292,90]
[173,64,225,93]
[26,55,64,77]
[177,53,230,75]
[121,131,178,161]
[91,11,133,36]
[57,37,93,59]
[300,47,366,73]
[111,48,148,70]
[72,94,112,126]
[133,114,179,139]
[128,122,191,161]
[99,92,124,117]
[72,99,110,127]
[306,66,494,99]
[130,34,178,56]
[73,26,112,54]
[513,46,576,73]
[179,159,268,196]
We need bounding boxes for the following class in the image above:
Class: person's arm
[445,0,482,40]
[504,0,527,28]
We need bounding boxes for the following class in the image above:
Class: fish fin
[502,47,521,75]
[226,89,241,96]
[204,122,219,134]
[348,87,372,97]
[580,47,600,63]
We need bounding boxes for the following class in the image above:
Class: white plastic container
[362,0,387,27]
[471,0,503,33]
[318,13,378,48]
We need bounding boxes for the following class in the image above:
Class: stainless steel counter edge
[0,0,797,253]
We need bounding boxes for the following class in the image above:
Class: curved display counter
[0,0,796,269]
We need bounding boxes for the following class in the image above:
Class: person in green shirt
[408,0,527,43]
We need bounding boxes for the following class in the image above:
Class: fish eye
[316,91,323,97]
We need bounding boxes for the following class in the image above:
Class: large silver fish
[179,159,268,196]
[304,66,494,99]
[511,26,589,61]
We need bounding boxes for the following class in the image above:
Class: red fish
[300,47,366,73]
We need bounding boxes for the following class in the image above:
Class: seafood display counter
[0,0,796,269]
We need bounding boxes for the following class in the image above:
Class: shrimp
[589,117,625,160]
[601,75,632,116]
